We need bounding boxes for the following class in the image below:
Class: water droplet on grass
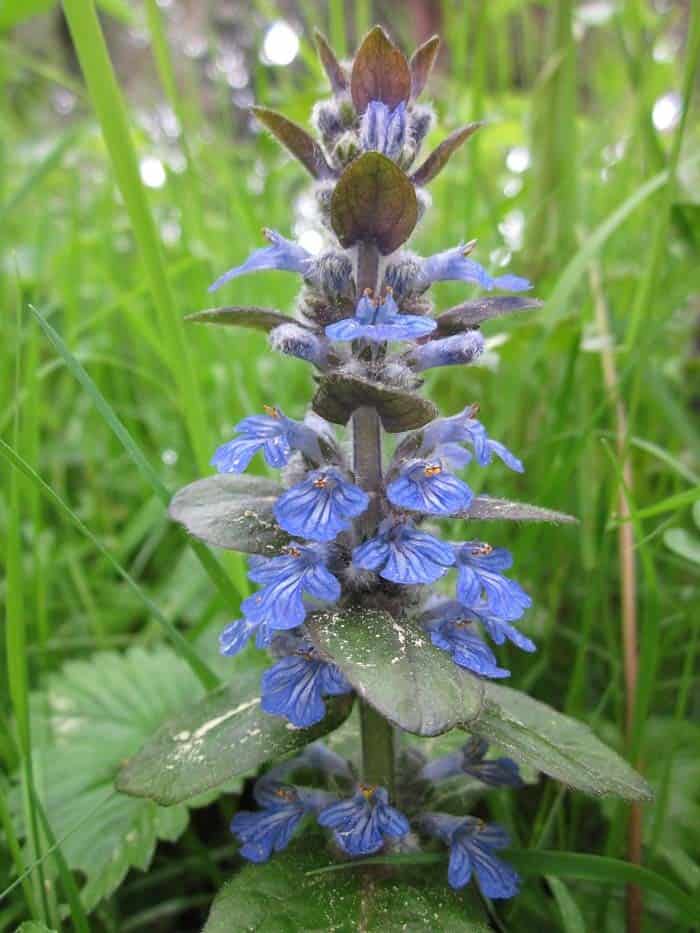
[140,156,166,189]
[261,21,299,66]
[652,91,681,132]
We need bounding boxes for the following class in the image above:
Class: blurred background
[1,1,699,931]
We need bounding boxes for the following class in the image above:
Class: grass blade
[32,791,90,933]
[27,303,245,603]
[0,437,220,691]
[60,0,210,473]
[305,850,699,922]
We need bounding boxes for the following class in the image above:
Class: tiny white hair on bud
[269,322,327,368]
[341,563,377,590]
[280,452,310,487]
[268,322,307,351]
[383,361,420,390]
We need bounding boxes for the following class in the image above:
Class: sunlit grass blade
[32,792,90,933]
[0,791,119,905]
[5,292,51,925]
[0,125,84,221]
[0,777,38,922]
[610,487,700,523]
[27,303,246,603]
[624,1,700,354]
[144,0,205,246]
[547,877,586,933]
[543,168,673,328]
[60,0,210,473]
[0,437,220,691]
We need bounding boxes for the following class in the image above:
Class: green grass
[1,1,699,930]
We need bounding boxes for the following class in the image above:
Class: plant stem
[359,701,397,794]
[352,241,397,797]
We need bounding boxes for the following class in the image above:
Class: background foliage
[1,0,698,930]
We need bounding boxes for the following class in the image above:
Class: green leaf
[307,610,483,736]
[169,474,289,555]
[185,306,296,333]
[310,849,700,924]
[411,123,484,187]
[252,107,334,179]
[350,26,412,113]
[461,497,578,524]
[409,35,441,99]
[117,668,353,806]
[23,646,218,910]
[435,296,543,335]
[505,850,700,924]
[0,0,54,30]
[312,372,438,432]
[16,925,58,933]
[331,153,418,255]
[663,527,700,565]
[204,844,490,932]
[473,684,653,800]
[314,29,348,94]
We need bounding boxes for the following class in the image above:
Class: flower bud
[311,100,344,147]
[409,105,435,149]
[269,323,330,369]
[408,330,485,372]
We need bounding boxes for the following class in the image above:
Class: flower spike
[161,23,615,909]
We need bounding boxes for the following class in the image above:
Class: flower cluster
[203,26,539,904]
[216,394,533,720]
[231,738,522,899]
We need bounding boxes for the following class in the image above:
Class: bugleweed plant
[119,27,652,929]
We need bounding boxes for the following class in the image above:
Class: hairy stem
[352,241,397,796]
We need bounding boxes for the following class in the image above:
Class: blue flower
[421,600,510,678]
[273,467,369,542]
[477,609,536,653]
[242,544,341,631]
[318,785,410,856]
[407,331,485,371]
[386,460,473,515]
[219,616,271,656]
[454,541,532,620]
[212,406,323,473]
[419,813,520,898]
[360,100,407,159]
[261,643,352,728]
[325,290,436,343]
[231,781,329,863]
[420,406,524,473]
[418,243,531,292]
[352,518,455,584]
[209,229,312,292]
[419,736,522,787]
